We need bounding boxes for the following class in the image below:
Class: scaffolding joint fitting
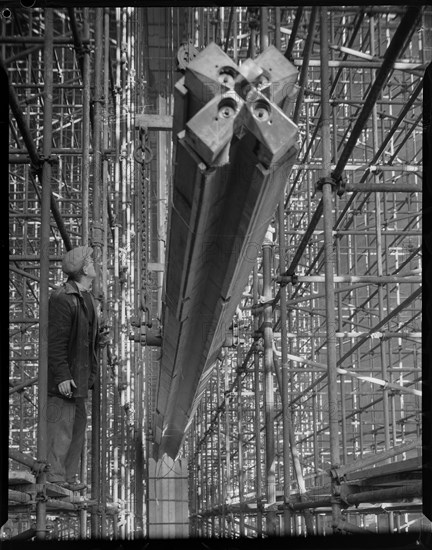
[316,173,346,197]
[247,7,260,29]
[31,460,49,476]
[276,274,298,286]
[75,43,91,58]
[35,490,48,503]
[39,154,59,166]
[92,96,105,106]
[91,222,104,246]
[329,466,342,483]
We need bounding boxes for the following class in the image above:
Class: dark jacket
[48,280,99,398]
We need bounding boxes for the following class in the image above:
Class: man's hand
[58,379,77,398]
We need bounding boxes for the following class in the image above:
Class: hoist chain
[140,129,151,317]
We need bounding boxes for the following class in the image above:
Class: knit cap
[62,246,93,275]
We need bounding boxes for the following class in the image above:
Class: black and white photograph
[2,1,429,546]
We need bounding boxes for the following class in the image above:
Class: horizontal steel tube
[292,163,421,172]
[282,230,421,236]
[345,183,421,193]
[278,275,421,284]
[293,59,423,70]
[274,331,421,339]
[10,148,115,155]
[10,357,40,362]
[345,482,422,505]
[9,449,48,472]
[10,319,39,324]
[9,490,32,504]
[9,377,39,394]
[9,255,63,261]
[290,498,332,511]
[10,528,37,541]
[0,36,90,44]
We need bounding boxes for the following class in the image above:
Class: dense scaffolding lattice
[5,4,429,542]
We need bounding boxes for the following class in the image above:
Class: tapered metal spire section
[155,41,299,459]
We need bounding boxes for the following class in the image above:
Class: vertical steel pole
[189,425,196,536]
[237,374,245,536]
[216,365,223,536]
[220,7,225,47]
[82,9,91,244]
[292,8,318,124]
[35,7,53,540]
[370,14,391,453]
[90,6,104,539]
[232,8,238,64]
[110,8,122,540]
[275,7,281,50]
[336,238,348,466]
[100,6,111,538]
[80,438,88,537]
[224,368,232,538]
[262,230,276,535]
[320,6,341,531]
[252,265,263,536]
[133,88,144,540]
[277,202,291,535]
[260,7,269,51]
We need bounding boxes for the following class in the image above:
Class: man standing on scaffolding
[45,245,103,491]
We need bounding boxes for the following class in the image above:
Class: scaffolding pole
[35,8,53,540]
[91,6,104,539]
[278,200,292,536]
[320,6,341,531]
[262,231,277,534]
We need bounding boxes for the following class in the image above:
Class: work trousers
[46,395,87,483]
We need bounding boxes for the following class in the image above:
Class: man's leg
[46,395,76,483]
[64,397,88,483]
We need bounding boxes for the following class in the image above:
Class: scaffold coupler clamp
[329,466,343,484]
[75,43,91,60]
[247,7,260,29]
[316,173,346,197]
[31,459,50,476]
[277,273,298,287]
[91,221,104,247]
[35,488,48,503]
[39,154,59,166]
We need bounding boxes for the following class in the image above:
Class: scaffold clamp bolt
[332,172,346,197]
[39,154,59,166]
[316,173,346,197]
[35,491,48,503]
[277,274,298,286]
[329,467,341,481]
[315,176,335,193]
[31,460,49,475]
